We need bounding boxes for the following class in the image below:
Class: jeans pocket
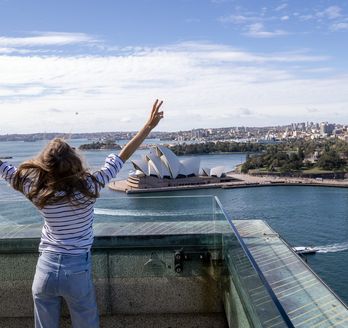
[32,270,51,295]
[66,269,91,299]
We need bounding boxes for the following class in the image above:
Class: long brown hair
[13,138,101,208]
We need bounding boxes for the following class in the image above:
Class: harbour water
[0,139,347,305]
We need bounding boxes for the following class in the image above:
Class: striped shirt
[0,154,123,254]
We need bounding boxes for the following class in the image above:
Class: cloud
[219,14,259,24]
[244,23,288,38]
[238,108,253,116]
[0,32,97,48]
[317,6,342,20]
[0,47,57,54]
[298,6,345,30]
[306,107,319,113]
[299,14,314,21]
[0,40,347,132]
[120,117,131,123]
[0,84,46,97]
[221,4,347,37]
[330,22,348,31]
[275,4,288,12]
[48,108,63,113]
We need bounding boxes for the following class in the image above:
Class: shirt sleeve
[0,161,32,195]
[0,161,17,185]
[93,154,124,188]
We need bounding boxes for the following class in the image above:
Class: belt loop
[86,251,89,261]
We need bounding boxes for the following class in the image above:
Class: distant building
[320,122,335,136]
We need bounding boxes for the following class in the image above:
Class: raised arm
[118,99,164,162]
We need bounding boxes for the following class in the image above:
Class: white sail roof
[129,146,223,180]
[210,166,225,178]
[156,145,181,179]
[131,157,149,176]
[148,161,158,176]
[179,158,200,176]
[146,153,171,178]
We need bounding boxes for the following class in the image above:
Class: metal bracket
[174,249,211,273]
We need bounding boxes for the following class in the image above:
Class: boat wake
[315,242,348,254]
[94,208,209,218]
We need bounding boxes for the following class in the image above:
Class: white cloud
[306,107,319,113]
[0,40,346,133]
[317,6,342,20]
[0,46,60,55]
[331,22,348,31]
[244,23,288,38]
[219,14,259,24]
[120,117,132,123]
[0,32,97,48]
[0,85,46,97]
[275,4,288,12]
[299,14,314,21]
[281,16,289,21]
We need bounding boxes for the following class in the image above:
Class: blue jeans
[32,251,99,328]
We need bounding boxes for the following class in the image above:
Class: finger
[152,99,159,114]
[156,100,163,111]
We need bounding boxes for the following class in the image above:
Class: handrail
[214,196,295,328]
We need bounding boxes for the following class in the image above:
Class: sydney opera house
[125,145,234,191]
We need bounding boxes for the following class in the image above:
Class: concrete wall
[0,249,230,328]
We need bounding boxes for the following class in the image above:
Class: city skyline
[0,0,347,133]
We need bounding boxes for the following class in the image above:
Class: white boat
[292,246,317,255]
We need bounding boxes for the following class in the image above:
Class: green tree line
[169,141,266,155]
[241,139,348,173]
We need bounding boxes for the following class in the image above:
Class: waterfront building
[131,146,224,179]
[126,146,232,191]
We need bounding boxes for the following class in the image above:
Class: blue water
[1,140,347,304]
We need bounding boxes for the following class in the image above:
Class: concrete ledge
[0,251,223,316]
[0,313,228,328]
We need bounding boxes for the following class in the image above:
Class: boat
[292,246,317,255]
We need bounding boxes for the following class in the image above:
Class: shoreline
[109,173,348,194]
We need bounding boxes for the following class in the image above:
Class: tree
[317,150,346,170]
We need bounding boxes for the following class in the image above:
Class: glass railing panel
[93,196,223,274]
[95,195,217,223]
[0,195,222,254]
[0,194,293,326]
[214,197,293,328]
[0,195,227,322]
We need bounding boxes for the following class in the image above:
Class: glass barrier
[0,195,294,327]
[214,197,293,328]
[95,195,218,223]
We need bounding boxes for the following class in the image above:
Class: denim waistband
[39,250,91,264]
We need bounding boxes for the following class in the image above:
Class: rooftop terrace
[0,196,347,327]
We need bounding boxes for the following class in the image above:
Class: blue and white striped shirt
[0,154,123,254]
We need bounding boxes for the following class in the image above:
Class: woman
[0,99,164,328]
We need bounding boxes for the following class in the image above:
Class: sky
[0,0,347,133]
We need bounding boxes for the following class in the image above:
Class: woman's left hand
[147,99,164,129]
